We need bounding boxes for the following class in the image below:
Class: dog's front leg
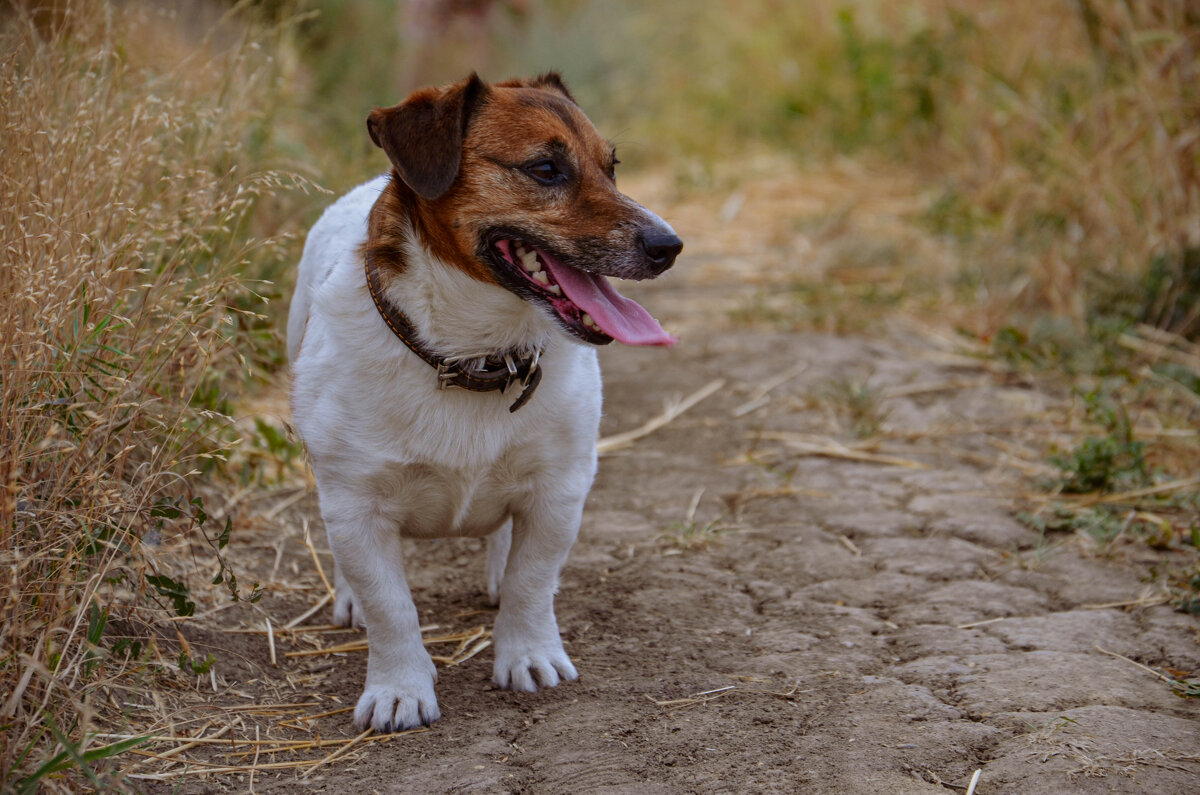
[492,499,582,692]
[325,509,439,730]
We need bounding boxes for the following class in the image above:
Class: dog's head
[367,73,682,346]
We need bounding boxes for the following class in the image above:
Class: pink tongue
[541,256,677,346]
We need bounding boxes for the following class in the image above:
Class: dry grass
[931,0,1200,339]
[546,0,1200,340]
[0,3,305,788]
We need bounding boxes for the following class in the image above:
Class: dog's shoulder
[315,175,389,240]
[306,177,387,282]
[287,176,390,362]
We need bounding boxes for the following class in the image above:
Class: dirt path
[160,165,1199,793]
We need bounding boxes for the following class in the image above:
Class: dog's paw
[354,675,440,732]
[493,646,578,693]
[332,586,365,628]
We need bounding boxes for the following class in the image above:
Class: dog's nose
[639,229,683,273]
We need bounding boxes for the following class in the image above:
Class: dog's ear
[531,71,575,104]
[495,72,576,105]
[367,73,488,200]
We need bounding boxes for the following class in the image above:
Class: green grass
[810,377,890,439]
[1049,388,1150,494]
[660,516,730,551]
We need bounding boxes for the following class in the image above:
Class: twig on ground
[120,723,226,772]
[965,768,982,795]
[956,617,1008,630]
[731,364,807,417]
[303,519,335,600]
[284,625,490,660]
[1081,595,1171,610]
[1094,645,1172,683]
[266,619,277,667]
[652,685,736,708]
[283,593,334,630]
[114,728,420,781]
[651,680,811,710]
[685,487,704,524]
[101,732,372,749]
[249,725,260,793]
[598,378,725,454]
[286,705,355,725]
[753,431,929,469]
[882,378,994,399]
[431,638,492,666]
[429,625,491,665]
[1032,476,1200,509]
[284,640,367,658]
[300,728,373,780]
[127,757,343,780]
[1118,331,1200,371]
[260,487,310,522]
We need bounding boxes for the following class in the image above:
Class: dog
[287,73,682,732]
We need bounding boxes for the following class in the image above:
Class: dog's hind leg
[485,520,511,606]
[331,559,365,628]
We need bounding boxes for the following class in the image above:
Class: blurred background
[14,0,1197,335]
[177,0,1200,341]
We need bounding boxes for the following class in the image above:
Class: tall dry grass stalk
[926,0,1200,337]
[0,3,299,787]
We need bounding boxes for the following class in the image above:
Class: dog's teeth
[520,250,540,272]
[582,313,594,326]
[532,270,549,285]
[548,285,561,295]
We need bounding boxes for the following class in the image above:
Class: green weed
[11,714,149,795]
[660,516,729,551]
[810,377,890,439]
[1049,388,1148,494]
[659,488,729,550]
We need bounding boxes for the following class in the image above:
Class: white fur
[289,176,601,731]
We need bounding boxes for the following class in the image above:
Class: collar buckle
[436,360,460,390]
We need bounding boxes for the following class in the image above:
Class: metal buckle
[502,353,519,393]
[508,359,542,412]
[436,359,462,390]
[522,349,541,387]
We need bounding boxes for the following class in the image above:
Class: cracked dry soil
[178,168,1199,793]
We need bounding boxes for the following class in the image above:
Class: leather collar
[364,256,543,412]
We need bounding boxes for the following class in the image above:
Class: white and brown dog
[287,73,681,732]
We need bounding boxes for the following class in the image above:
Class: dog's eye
[524,160,564,185]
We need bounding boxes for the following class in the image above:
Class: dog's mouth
[491,238,676,347]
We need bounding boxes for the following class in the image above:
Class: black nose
[639,230,683,273]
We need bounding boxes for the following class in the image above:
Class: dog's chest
[372,460,515,539]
